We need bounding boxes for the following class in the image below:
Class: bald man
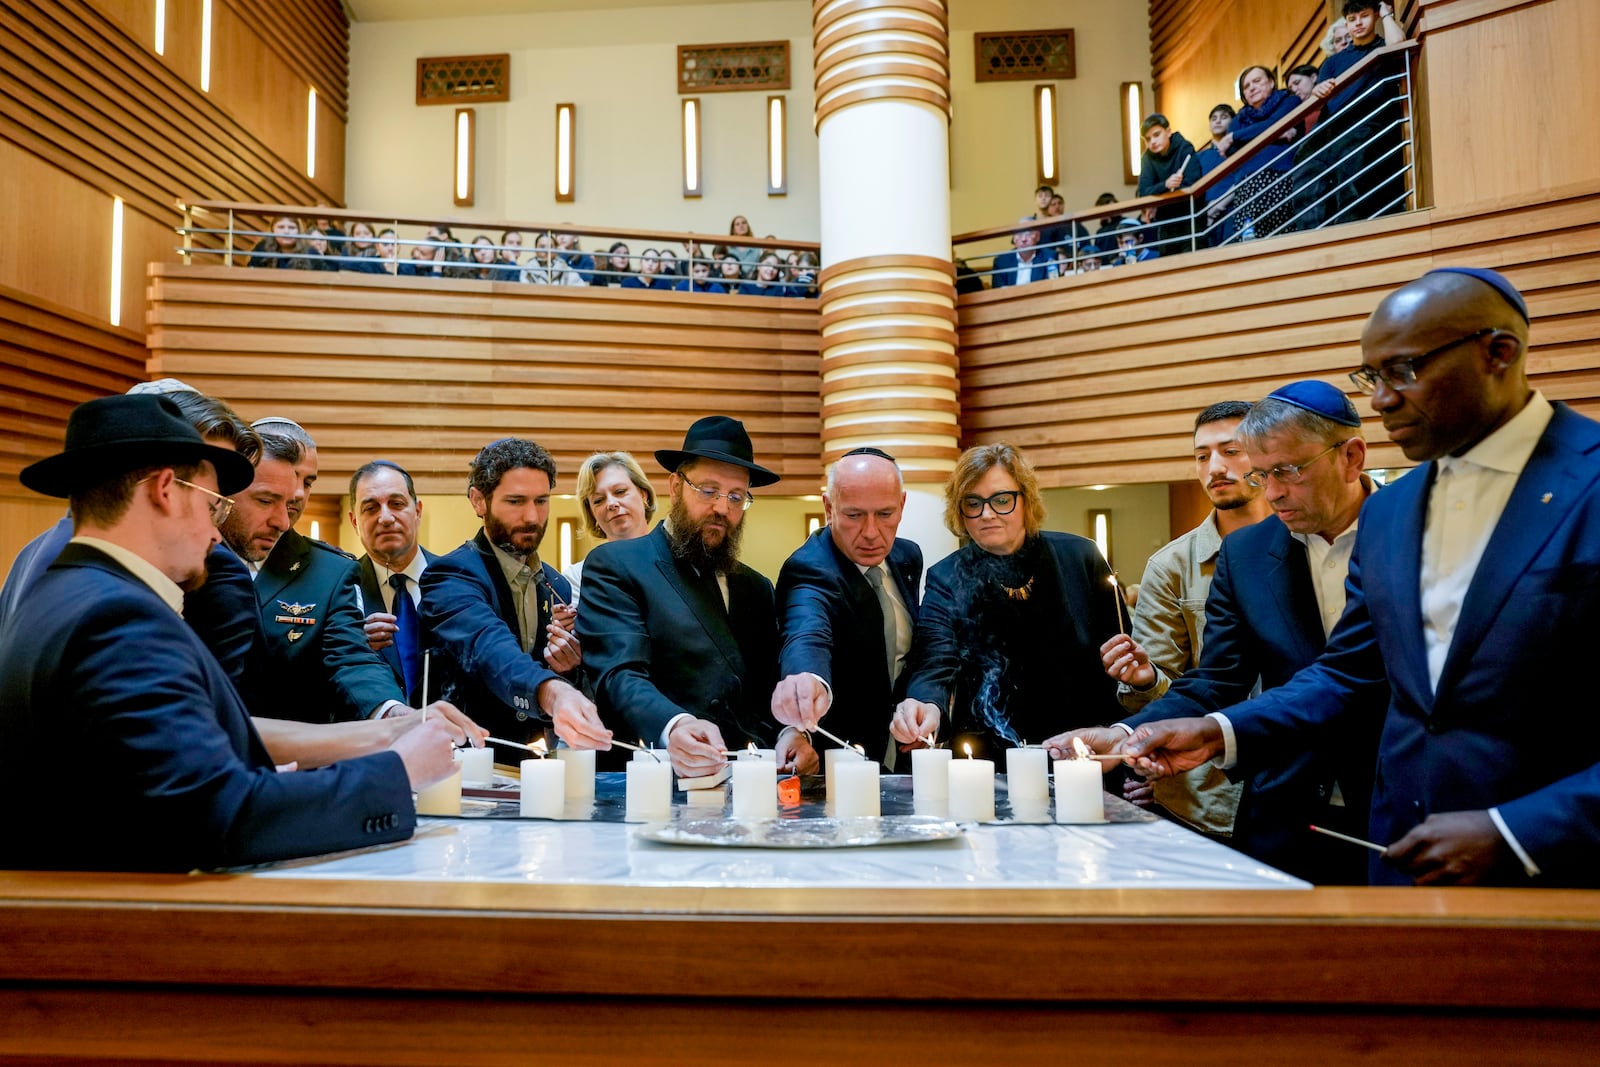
[1107,267,1600,887]
[772,448,923,770]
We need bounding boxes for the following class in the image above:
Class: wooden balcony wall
[956,183,1600,488]
[0,0,348,500]
[146,267,825,494]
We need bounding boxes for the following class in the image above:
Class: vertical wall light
[767,95,787,196]
[1089,508,1113,566]
[1034,84,1058,186]
[200,0,212,92]
[1120,81,1143,184]
[555,103,575,202]
[557,518,576,572]
[109,197,125,327]
[154,0,166,55]
[305,88,317,179]
[682,98,702,198]
[454,107,475,207]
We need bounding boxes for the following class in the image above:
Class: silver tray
[636,814,965,849]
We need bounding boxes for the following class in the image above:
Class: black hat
[20,394,257,499]
[654,415,780,488]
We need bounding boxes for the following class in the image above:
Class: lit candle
[947,744,995,822]
[554,747,596,797]
[625,759,673,821]
[414,765,461,816]
[911,747,952,817]
[823,745,865,805]
[632,747,665,762]
[1054,738,1106,823]
[737,745,777,761]
[456,745,494,788]
[1006,746,1050,807]
[731,759,778,819]
[833,760,881,817]
[519,757,565,818]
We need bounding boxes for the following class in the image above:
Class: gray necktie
[512,565,535,654]
[864,565,900,682]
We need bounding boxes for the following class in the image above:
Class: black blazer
[420,531,573,760]
[904,531,1123,759]
[253,529,404,723]
[577,524,778,748]
[356,548,440,703]
[775,529,923,765]
[0,544,413,871]
[1124,514,1382,884]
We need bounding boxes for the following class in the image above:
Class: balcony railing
[953,41,1421,285]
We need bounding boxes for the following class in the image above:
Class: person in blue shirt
[1312,1,1410,222]
[1221,66,1302,242]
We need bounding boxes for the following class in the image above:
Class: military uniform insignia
[287,629,304,642]
[274,600,318,626]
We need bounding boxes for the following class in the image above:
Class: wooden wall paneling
[956,183,1600,487]
[0,141,116,319]
[145,268,825,496]
[227,0,350,118]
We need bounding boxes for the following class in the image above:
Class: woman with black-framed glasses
[893,443,1124,761]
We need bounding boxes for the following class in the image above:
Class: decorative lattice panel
[416,54,511,105]
[974,30,1076,83]
[677,41,791,94]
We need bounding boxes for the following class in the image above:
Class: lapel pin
[291,561,302,572]
[1541,492,1553,503]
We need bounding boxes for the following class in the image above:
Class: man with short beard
[421,438,610,765]
[578,417,790,778]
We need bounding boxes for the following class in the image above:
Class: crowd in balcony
[244,212,820,298]
[965,1,1410,290]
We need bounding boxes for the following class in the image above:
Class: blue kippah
[1266,380,1363,428]
[1424,266,1530,322]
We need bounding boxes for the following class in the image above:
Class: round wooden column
[814,0,958,555]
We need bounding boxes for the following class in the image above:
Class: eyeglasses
[959,491,1021,518]
[1244,440,1350,488]
[139,473,235,526]
[1348,327,1496,394]
[680,476,754,511]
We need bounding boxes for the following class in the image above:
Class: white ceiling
[345,0,759,21]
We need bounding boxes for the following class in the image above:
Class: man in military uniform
[222,422,414,724]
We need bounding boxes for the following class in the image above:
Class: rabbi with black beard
[893,443,1124,762]
[579,417,810,779]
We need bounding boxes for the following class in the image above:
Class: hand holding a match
[543,615,582,674]
[1382,811,1511,886]
[775,726,820,775]
[538,678,611,750]
[1117,718,1224,778]
[1099,634,1157,690]
[1043,727,1125,766]
[394,700,486,748]
[770,672,831,730]
[668,717,729,777]
[890,699,941,751]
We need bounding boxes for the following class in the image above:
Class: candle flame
[532,737,550,758]
[1072,737,1092,760]
[963,742,973,759]
[747,741,757,752]
[852,743,865,755]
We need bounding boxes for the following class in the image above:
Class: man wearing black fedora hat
[0,394,461,872]
[580,416,807,776]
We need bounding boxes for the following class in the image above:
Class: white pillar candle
[414,765,461,816]
[911,748,952,817]
[731,759,778,819]
[947,757,995,822]
[624,759,673,821]
[832,760,881,818]
[456,746,495,788]
[1053,758,1106,823]
[737,747,777,761]
[823,746,865,804]
[633,748,667,763]
[520,757,565,818]
[554,748,596,797]
[1006,747,1050,807]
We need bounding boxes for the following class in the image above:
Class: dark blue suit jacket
[357,548,441,704]
[1223,404,1600,885]
[776,530,923,766]
[990,249,1060,288]
[420,530,572,761]
[0,544,413,871]
[1124,515,1381,883]
[577,524,778,748]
